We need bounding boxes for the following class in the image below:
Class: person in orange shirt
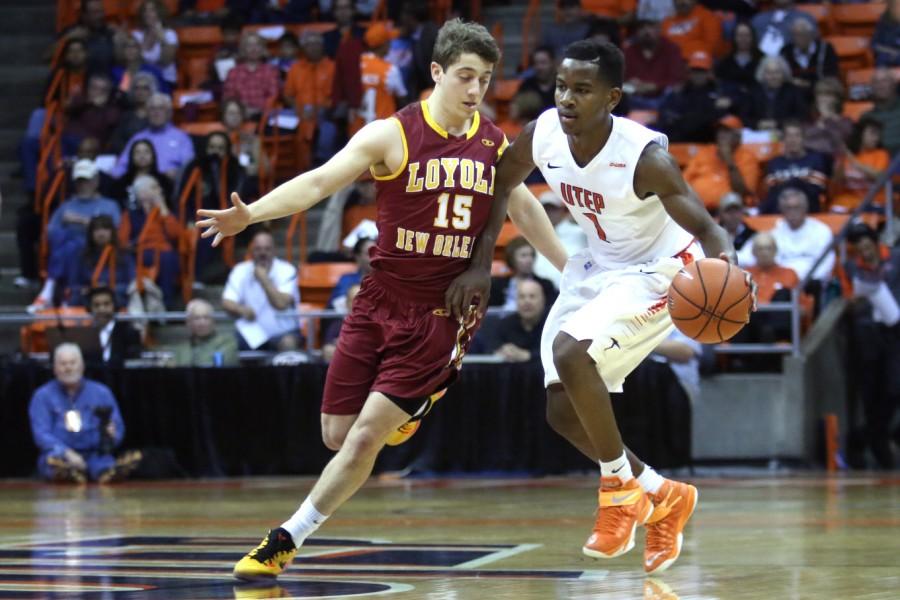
[738,232,803,346]
[831,117,891,214]
[683,115,759,209]
[284,31,337,165]
[119,174,183,308]
[349,22,408,135]
[662,0,722,60]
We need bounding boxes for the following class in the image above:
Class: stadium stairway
[0,0,55,356]
[480,2,557,78]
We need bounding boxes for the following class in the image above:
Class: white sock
[280,497,328,547]
[636,464,665,495]
[35,278,55,303]
[599,451,633,482]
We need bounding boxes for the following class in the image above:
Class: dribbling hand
[445,267,490,321]
[719,251,757,313]
[196,192,250,247]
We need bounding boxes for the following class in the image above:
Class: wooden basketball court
[1,474,898,599]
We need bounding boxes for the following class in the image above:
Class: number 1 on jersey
[582,212,607,242]
[434,193,473,230]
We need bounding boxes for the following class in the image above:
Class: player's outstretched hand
[196,192,251,247]
[445,267,490,321]
[720,251,757,313]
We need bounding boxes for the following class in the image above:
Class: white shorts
[541,245,700,392]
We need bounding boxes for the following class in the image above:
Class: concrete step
[0,66,50,108]
[0,130,25,164]
[0,4,56,35]
[0,35,55,68]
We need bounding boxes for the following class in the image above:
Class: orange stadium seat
[843,101,874,121]
[495,220,522,260]
[299,262,359,306]
[181,121,227,137]
[176,26,222,62]
[627,110,658,126]
[668,143,707,168]
[826,36,874,74]
[832,3,886,37]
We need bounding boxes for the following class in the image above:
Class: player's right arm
[196,119,400,247]
[445,120,538,319]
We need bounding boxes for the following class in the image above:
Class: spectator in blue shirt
[760,120,831,214]
[28,343,132,483]
[327,237,374,311]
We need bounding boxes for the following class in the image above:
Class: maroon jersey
[368,101,508,304]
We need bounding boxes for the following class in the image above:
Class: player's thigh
[559,271,674,392]
[341,391,420,457]
[321,315,383,418]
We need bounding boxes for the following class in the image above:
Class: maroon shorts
[321,278,480,416]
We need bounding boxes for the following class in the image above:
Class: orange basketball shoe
[583,477,653,559]
[643,479,698,574]
[385,389,447,446]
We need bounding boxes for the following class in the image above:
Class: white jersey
[532,110,694,270]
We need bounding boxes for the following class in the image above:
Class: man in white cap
[533,190,587,287]
[30,159,121,312]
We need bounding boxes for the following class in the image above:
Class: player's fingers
[196,218,216,229]
[213,232,224,248]
[445,283,462,320]
[196,208,221,219]
[476,290,489,318]
[231,191,246,208]
[199,226,218,239]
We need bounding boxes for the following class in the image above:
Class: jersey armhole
[370,117,408,181]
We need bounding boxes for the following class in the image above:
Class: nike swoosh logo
[610,491,639,504]
[547,163,562,169]
[612,464,624,473]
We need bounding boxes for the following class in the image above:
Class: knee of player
[342,426,385,459]
[322,429,346,452]
[552,333,591,375]
[545,390,577,432]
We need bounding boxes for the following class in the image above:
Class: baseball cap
[72,159,99,180]
[539,191,564,208]
[365,22,399,49]
[718,115,743,130]
[687,50,712,71]
[719,192,744,211]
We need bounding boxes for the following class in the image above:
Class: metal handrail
[789,152,900,356]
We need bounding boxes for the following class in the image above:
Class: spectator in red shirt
[223,32,281,119]
[623,19,686,109]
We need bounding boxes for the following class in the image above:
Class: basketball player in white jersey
[448,39,754,574]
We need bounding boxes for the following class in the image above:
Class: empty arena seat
[832,3,886,37]
[299,262,359,306]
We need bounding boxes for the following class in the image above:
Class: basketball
[668,258,752,343]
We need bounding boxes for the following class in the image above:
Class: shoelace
[645,516,676,554]
[593,504,634,537]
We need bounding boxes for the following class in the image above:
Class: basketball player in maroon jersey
[197,19,567,581]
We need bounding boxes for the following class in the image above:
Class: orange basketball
[667,258,752,343]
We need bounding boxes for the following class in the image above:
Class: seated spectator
[62,215,136,307]
[490,279,548,363]
[804,78,853,157]
[330,0,367,127]
[658,51,736,143]
[841,223,900,468]
[313,180,377,255]
[349,23,408,134]
[683,115,759,209]
[661,0,721,61]
[718,192,756,252]
[206,12,243,97]
[741,187,834,286]
[498,90,544,140]
[63,73,122,153]
[272,32,300,78]
[780,18,838,98]
[715,21,763,99]
[760,120,831,214]
[221,99,266,187]
[119,175,184,308]
[322,284,361,362]
[171,298,239,367]
[623,19,686,109]
[831,118,891,214]
[114,93,195,180]
[740,232,800,342]
[542,0,593,58]
[132,0,179,88]
[223,32,281,118]
[29,343,139,483]
[648,328,702,401]
[56,0,119,75]
[110,139,175,209]
[585,17,623,48]
[863,68,900,157]
[517,46,557,112]
[397,2,438,98]
[284,31,338,164]
[744,56,809,132]
[222,229,301,351]
[33,160,121,311]
[82,286,143,367]
[751,0,817,57]
[67,137,117,199]
[108,72,157,154]
[533,191,588,287]
[112,35,168,94]
[179,0,230,23]
[489,237,558,309]
[873,0,900,67]
[328,237,373,310]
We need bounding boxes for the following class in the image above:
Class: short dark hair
[432,19,500,71]
[847,222,879,244]
[782,119,805,134]
[87,286,116,309]
[532,44,555,62]
[847,116,884,154]
[504,236,534,271]
[562,39,624,88]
